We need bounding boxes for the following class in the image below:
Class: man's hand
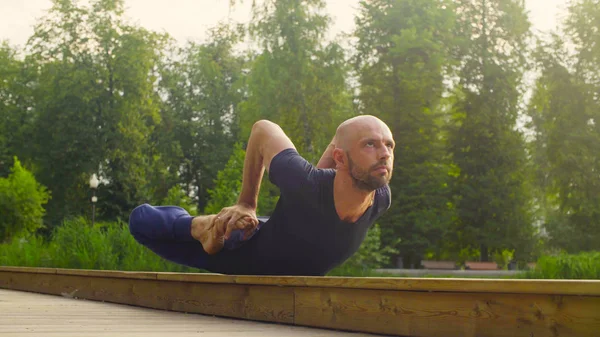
[214,203,259,240]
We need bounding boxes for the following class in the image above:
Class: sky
[1,0,570,50]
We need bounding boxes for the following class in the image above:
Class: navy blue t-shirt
[205,148,391,276]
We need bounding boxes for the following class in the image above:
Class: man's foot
[191,215,222,255]
[191,215,256,255]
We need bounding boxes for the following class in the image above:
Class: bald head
[335,115,392,151]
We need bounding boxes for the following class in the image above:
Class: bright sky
[1,0,569,49]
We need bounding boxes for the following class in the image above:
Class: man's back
[204,148,391,276]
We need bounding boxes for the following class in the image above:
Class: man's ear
[332,148,346,170]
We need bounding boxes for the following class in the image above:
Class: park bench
[465,261,498,270]
[421,260,457,270]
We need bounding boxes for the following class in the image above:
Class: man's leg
[128,203,256,269]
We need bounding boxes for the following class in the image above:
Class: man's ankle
[190,215,212,241]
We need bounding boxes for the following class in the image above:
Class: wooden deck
[0,289,377,336]
[1,266,599,337]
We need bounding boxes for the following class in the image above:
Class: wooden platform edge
[1,266,599,337]
[1,266,599,296]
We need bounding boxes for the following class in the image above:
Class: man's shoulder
[269,147,335,189]
[375,184,392,212]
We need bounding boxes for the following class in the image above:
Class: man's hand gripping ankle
[215,203,259,241]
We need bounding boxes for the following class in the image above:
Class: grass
[518,251,600,279]
[1,219,599,280]
[0,217,199,273]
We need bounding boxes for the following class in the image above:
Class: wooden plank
[59,268,158,280]
[158,270,600,296]
[0,269,295,324]
[0,266,57,274]
[294,287,600,337]
[1,267,599,337]
[1,289,374,337]
[3,266,599,296]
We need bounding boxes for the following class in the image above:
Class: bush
[161,185,197,216]
[522,251,600,279]
[0,234,52,267]
[0,218,200,272]
[204,142,279,215]
[0,157,50,242]
[328,223,397,276]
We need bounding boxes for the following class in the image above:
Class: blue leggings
[128,203,264,272]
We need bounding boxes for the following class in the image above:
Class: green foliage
[160,23,247,212]
[445,0,536,262]
[160,185,197,216]
[204,142,279,216]
[0,218,198,272]
[24,0,172,228]
[1,0,597,274]
[329,224,398,276]
[0,42,27,177]
[353,0,458,267]
[526,0,600,253]
[204,143,247,214]
[0,157,50,242]
[493,249,515,270]
[239,0,354,163]
[0,235,52,267]
[522,252,600,279]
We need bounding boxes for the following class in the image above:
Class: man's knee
[252,119,284,135]
[128,204,151,242]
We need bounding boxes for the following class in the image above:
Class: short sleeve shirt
[208,148,391,276]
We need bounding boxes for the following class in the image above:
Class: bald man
[128,116,394,276]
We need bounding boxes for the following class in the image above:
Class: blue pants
[128,203,265,272]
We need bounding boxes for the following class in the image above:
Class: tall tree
[527,0,600,252]
[159,23,246,212]
[238,0,354,163]
[353,0,457,267]
[0,42,26,177]
[446,0,536,262]
[26,0,171,226]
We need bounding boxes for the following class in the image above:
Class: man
[129,115,394,276]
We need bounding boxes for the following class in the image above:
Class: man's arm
[216,120,296,239]
[316,136,337,169]
[237,119,296,208]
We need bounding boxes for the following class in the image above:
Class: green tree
[352,0,458,268]
[0,157,50,242]
[527,0,600,252]
[0,42,35,178]
[25,0,171,226]
[446,0,536,263]
[160,23,247,212]
[204,142,278,216]
[238,0,354,163]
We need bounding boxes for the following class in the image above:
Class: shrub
[522,251,600,279]
[0,157,50,242]
[328,224,397,276]
[204,142,279,216]
[0,234,51,267]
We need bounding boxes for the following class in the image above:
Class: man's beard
[346,152,391,191]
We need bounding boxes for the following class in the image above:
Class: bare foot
[191,215,256,255]
[191,215,222,255]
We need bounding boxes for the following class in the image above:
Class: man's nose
[378,145,392,160]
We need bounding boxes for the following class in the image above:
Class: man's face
[344,123,394,191]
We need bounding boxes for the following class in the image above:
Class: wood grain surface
[294,286,600,337]
[0,288,375,336]
[2,266,598,296]
[1,266,599,337]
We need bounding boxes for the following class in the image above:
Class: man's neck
[333,173,375,223]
